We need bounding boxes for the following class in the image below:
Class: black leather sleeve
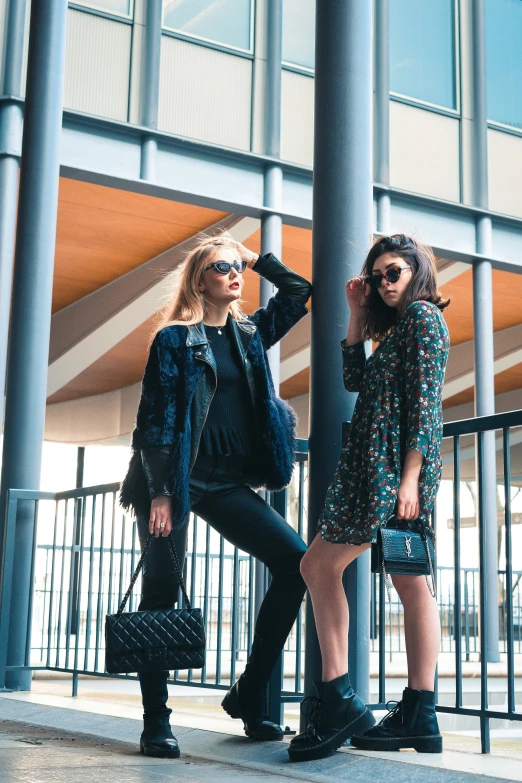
[253,253,312,305]
[140,447,172,498]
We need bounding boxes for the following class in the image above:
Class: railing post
[69,447,85,636]
[0,495,18,691]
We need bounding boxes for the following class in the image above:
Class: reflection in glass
[390,0,456,110]
[486,0,522,129]
[282,0,315,70]
[163,0,252,52]
[78,0,131,14]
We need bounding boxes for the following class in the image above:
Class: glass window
[282,0,315,70]
[390,0,456,110]
[486,0,522,128]
[162,0,252,52]
[75,0,132,14]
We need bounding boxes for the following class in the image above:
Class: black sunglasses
[204,260,247,275]
[365,264,411,289]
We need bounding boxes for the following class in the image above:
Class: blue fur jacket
[120,253,312,527]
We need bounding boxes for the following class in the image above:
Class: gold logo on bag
[405,537,412,558]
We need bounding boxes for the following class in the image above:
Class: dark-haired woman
[121,234,311,758]
[288,235,450,762]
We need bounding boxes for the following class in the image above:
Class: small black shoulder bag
[371,515,436,603]
[105,533,206,674]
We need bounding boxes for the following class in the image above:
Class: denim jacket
[120,253,312,527]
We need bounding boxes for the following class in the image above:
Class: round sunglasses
[365,264,411,289]
[204,260,247,275]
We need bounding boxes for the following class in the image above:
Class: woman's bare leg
[300,536,370,682]
[391,574,440,691]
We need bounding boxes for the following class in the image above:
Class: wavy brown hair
[151,233,247,343]
[361,234,450,341]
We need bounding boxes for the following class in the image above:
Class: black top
[198,321,257,456]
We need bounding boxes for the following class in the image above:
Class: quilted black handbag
[105,533,206,674]
[371,515,436,602]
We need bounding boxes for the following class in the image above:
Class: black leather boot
[221,634,284,741]
[350,687,442,753]
[139,670,180,758]
[288,673,375,762]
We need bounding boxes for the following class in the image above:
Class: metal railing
[1,416,522,751]
[370,566,522,657]
[0,441,309,718]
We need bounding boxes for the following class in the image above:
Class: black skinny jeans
[137,455,307,652]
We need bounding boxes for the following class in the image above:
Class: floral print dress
[319,300,450,545]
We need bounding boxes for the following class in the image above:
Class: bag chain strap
[116,533,192,617]
[424,535,437,600]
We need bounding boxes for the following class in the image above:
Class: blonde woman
[121,234,312,759]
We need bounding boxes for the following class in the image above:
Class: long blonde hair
[152,233,247,341]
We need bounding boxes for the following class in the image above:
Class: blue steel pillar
[260,0,283,389]
[305,0,373,714]
[471,0,500,663]
[140,0,162,181]
[0,0,27,432]
[258,0,284,725]
[374,0,390,234]
[0,0,68,690]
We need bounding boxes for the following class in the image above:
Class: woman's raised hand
[234,242,259,268]
[346,276,370,313]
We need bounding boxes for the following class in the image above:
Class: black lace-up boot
[350,687,442,753]
[288,673,375,762]
[139,670,180,758]
[221,634,284,741]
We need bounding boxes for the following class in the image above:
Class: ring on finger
[159,522,166,529]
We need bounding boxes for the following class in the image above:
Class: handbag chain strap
[116,533,192,617]
[424,534,437,600]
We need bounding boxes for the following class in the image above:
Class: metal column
[260,0,283,389]
[471,0,500,662]
[140,0,163,181]
[258,0,284,725]
[0,0,68,690]
[374,0,390,234]
[305,0,373,710]
[0,0,27,432]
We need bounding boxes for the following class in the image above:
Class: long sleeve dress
[319,300,450,545]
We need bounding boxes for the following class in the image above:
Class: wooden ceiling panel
[242,226,312,314]
[440,268,522,347]
[47,317,154,404]
[280,367,310,400]
[442,361,522,409]
[48,206,522,409]
[53,178,228,313]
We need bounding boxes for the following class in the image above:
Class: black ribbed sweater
[198,322,256,456]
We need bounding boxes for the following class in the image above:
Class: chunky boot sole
[140,739,181,759]
[245,727,284,742]
[351,733,443,754]
[222,692,284,742]
[288,707,375,762]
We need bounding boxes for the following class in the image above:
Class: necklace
[206,323,226,335]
